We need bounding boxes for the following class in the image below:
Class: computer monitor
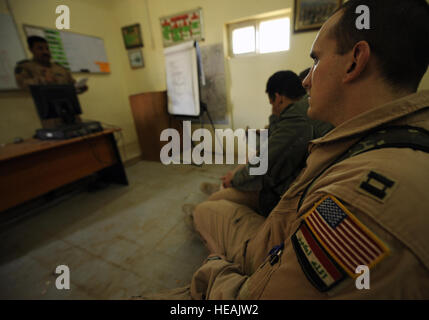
[29,84,82,125]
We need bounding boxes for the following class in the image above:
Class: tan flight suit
[206,188,259,212]
[145,91,429,300]
[208,163,259,212]
[14,59,75,91]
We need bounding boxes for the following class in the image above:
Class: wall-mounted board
[0,13,27,90]
[24,24,110,74]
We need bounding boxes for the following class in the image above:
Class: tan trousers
[207,187,260,211]
[193,188,265,264]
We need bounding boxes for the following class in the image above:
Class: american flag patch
[302,195,390,278]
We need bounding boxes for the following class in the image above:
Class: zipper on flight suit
[248,243,285,299]
[259,243,285,269]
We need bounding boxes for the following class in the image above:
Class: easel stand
[172,101,219,167]
[167,40,221,167]
[199,102,217,135]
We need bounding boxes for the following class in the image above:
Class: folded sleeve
[190,255,249,300]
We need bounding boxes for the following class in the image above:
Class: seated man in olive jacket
[199,70,333,217]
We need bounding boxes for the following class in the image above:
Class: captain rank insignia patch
[357,170,396,203]
[292,195,390,292]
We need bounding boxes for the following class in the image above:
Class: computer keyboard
[35,121,103,140]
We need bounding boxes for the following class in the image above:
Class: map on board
[198,43,228,124]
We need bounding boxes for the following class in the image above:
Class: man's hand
[44,69,55,83]
[221,171,234,188]
[76,85,88,94]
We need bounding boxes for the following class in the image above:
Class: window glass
[259,17,290,53]
[232,26,255,55]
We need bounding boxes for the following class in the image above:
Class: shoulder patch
[292,195,390,292]
[356,170,396,203]
[292,222,347,292]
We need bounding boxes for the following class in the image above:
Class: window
[259,18,290,53]
[228,12,290,57]
[232,26,255,55]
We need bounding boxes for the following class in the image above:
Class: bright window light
[259,18,290,53]
[232,26,255,54]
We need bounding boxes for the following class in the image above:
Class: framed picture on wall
[122,23,144,49]
[128,49,144,69]
[294,0,343,33]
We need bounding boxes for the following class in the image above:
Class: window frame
[228,20,258,57]
[227,12,291,58]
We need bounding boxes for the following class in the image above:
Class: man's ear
[274,92,281,104]
[278,93,290,106]
[343,41,370,83]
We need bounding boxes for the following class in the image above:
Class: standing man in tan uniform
[14,36,88,93]
[142,0,429,299]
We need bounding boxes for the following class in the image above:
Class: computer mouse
[13,137,24,144]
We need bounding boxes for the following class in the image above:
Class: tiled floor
[0,160,234,299]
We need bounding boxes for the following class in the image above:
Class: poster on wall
[160,8,204,47]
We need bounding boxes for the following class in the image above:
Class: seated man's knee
[193,201,217,223]
[208,188,243,202]
[193,202,206,221]
[207,189,228,201]
[193,199,235,222]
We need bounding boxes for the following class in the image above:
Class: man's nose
[302,73,311,91]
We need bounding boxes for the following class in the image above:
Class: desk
[0,129,128,212]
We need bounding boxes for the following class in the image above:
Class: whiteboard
[164,41,200,117]
[24,24,109,74]
[0,13,27,90]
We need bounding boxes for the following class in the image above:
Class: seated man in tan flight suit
[14,36,88,93]
[143,0,429,299]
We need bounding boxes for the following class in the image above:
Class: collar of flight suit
[310,90,429,146]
